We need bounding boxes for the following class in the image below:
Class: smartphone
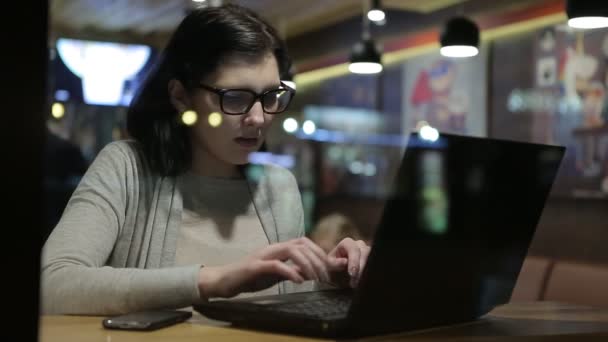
[102,310,192,331]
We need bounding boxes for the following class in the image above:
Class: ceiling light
[566,1,608,29]
[283,118,298,133]
[368,10,385,22]
[56,38,151,106]
[367,0,385,23]
[302,120,316,135]
[439,17,479,58]
[349,39,383,74]
[51,102,65,119]
[440,45,479,58]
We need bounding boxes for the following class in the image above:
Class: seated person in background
[311,213,366,254]
[41,4,369,316]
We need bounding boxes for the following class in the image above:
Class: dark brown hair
[127,4,291,176]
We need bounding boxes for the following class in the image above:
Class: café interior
[12,0,608,340]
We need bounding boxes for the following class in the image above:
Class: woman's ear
[168,79,191,113]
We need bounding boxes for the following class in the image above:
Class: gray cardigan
[41,140,311,315]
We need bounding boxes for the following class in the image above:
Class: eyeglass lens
[221,89,291,114]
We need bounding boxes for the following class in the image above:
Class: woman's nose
[243,101,265,126]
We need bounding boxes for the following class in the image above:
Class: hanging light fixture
[439,16,479,58]
[350,1,383,74]
[566,0,608,29]
[367,0,386,24]
[349,38,383,74]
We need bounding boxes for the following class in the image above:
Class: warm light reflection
[568,17,608,29]
[181,110,198,126]
[283,118,298,133]
[302,120,316,135]
[440,45,479,58]
[208,112,222,127]
[420,125,439,142]
[51,102,65,119]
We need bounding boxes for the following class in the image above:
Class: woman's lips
[234,137,259,148]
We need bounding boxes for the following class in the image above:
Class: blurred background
[45,0,608,305]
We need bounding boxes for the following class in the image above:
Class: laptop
[194,132,565,338]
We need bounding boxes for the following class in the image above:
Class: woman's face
[186,54,281,173]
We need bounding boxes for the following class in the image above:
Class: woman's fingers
[298,245,330,282]
[285,247,317,281]
[256,260,304,284]
[356,240,371,285]
[235,238,372,295]
[257,242,293,261]
[328,256,348,270]
[329,238,374,288]
[258,239,330,282]
[289,238,331,282]
[297,237,329,264]
[294,237,332,282]
[337,238,361,285]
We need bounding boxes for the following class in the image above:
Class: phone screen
[102,310,192,331]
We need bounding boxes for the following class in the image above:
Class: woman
[41,4,369,315]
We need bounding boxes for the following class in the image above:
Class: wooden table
[39,302,608,341]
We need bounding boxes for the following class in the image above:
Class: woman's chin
[232,154,253,166]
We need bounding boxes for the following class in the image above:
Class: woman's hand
[327,238,371,288]
[198,237,331,299]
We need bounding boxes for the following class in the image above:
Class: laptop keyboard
[268,296,351,319]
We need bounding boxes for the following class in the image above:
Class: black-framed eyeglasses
[196,82,295,115]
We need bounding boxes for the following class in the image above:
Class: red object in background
[410,70,432,106]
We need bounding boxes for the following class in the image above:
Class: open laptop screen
[350,132,564,329]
